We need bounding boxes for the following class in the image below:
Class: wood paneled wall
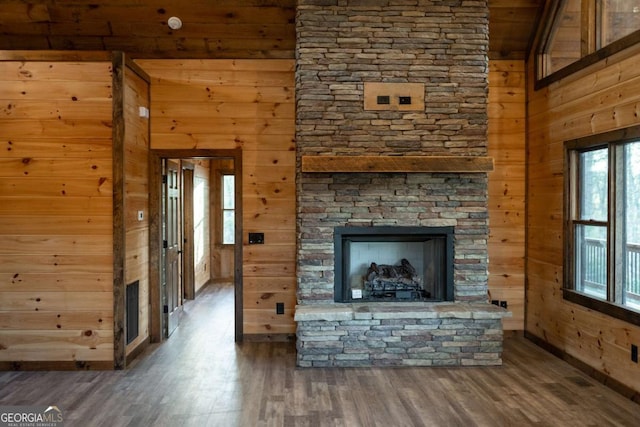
[137,59,297,336]
[488,60,526,330]
[122,64,150,357]
[527,47,640,393]
[0,58,114,367]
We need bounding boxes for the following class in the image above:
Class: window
[194,176,207,263]
[222,174,235,245]
[539,0,582,78]
[565,127,640,324]
[537,0,640,85]
[600,0,640,48]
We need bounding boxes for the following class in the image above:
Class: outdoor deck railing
[581,238,640,301]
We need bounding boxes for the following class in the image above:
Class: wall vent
[126,280,139,345]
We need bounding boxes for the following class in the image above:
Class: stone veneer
[296,303,507,367]
[294,0,508,367]
[297,172,490,303]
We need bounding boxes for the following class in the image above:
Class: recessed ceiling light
[167,16,182,30]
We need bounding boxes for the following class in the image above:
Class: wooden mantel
[301,156,494,173]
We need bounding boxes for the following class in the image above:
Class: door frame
[149,149,243,343]
[181,163,195,301]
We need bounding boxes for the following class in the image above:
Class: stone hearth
[296,303,506,367]
[294,0,509,367]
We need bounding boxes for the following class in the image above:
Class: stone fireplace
[294,0,509,367]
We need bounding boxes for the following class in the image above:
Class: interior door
[164,159,182,337]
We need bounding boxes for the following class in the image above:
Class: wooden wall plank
[0,62,113,81]
[0,311,112,330]
[2,100,112,118]
[0,119,113,139]
[148,84,293,104]
[0,178,112,197]
[0,216,112,235]
[0,329,112,350]
[0,255,113,274]
[0,273,112,292]
[0,138,113,159]
[0,158,112,177]
[0,81,113,100]
[0,235,111,255]
[153,102,295,120]
[0,292,112,311]
[151,117,293,136]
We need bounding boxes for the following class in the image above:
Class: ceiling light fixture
[167,16,182,30]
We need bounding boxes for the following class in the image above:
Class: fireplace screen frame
[334,226,455,303]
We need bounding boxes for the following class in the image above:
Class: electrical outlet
[500,301,508,309]
[491,300,499,306]
[632,344,638,363]
[276,302,284,315]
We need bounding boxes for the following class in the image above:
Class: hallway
[0,283,638,426]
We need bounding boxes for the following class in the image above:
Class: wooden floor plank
[0,282,638,426]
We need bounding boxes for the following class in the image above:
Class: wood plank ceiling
[0,0,544,59]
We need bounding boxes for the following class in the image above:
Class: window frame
[536,0,640,90]
[564,126,640,327]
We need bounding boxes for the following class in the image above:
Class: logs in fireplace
[364,259,429,300]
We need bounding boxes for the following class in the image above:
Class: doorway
[149,149,243,343]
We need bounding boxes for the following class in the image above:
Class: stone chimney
[296,0,490,304]
[293,1,509,368]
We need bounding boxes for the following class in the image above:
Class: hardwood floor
[1,283,638,426]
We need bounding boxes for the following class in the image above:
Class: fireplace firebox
[334,226,454,303]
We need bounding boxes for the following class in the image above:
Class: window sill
[563,289,640,328]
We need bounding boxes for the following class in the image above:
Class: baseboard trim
[243,333,295,343]
[126,336,150,366]
[0,360,114,371]
[525,331,640,405]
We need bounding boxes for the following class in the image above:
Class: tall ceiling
[0,0,544,59]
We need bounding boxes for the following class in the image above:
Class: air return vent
[126,280,139,345]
